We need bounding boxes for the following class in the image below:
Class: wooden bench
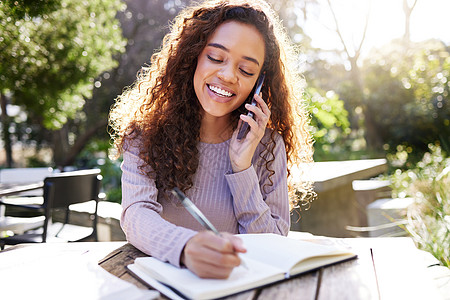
[290,159,388,237]
[352,179,392,235]
[366,197,414,237]
[346,197,414,237]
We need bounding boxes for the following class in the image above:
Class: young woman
[109,0,314,279]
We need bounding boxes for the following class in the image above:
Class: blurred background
[0,0,449,262]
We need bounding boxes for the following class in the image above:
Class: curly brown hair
[109,0,315,210]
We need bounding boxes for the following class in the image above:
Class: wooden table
[290,159,388,237]
[0,182,44,198]
[0,182,45,233]
[0,236,442,299]
[0,241,140,299]
[98,234,441,300]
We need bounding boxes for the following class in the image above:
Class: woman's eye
[240,69,254,76]
[207,55,222,63]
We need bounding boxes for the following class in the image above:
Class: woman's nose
[217,64,238,84]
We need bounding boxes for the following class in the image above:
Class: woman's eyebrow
[207,42,260,66]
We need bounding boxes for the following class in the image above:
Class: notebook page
[239,233,353,273]
[134,256,285,300]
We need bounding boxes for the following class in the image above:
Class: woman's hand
[181,231,246,279]
[229,93,271,173]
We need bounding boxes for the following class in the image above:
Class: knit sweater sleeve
[225,132,290,235]
[120,142,197,267]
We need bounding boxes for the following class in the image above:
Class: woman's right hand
[181,231,246,279]
[229,93,270,173]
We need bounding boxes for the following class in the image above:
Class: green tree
[322,0,385,152]
[1,0,60,19]
[80,0,188,164]
[1,0,61,167]
[305,88,350,161]
[0,0,126,167]
[364,39,450,161]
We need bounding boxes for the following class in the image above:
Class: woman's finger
[254,93,271,117]
[243,105,269,129]
[240,113,259,131]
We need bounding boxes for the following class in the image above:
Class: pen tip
[171,187,183,199]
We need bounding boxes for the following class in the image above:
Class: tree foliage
[1,0,60,19]
[305,88,351,160]
[2,0,448,172]
[0,0,126,129]
[364,39,450,158]
[85,0,187,134]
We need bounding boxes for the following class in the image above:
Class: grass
[389,145,450,268]
[406,168,450,267]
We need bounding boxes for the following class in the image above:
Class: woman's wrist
[231,163,251,173]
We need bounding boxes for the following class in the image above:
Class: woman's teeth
[208,85,233,97]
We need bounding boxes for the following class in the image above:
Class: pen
[170,187,248,270]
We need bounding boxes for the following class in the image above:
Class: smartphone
[236,73,265,140]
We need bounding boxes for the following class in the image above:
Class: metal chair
[0,169,102,249]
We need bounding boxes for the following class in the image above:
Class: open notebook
[127,233,357,300]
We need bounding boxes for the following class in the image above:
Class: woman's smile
[208,84,234,98]
[206,83,236,102]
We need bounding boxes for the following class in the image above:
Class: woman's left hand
[229,93,271,173]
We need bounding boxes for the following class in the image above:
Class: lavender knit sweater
[120,129,290,267]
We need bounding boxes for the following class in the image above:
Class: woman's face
[194,21,265,121]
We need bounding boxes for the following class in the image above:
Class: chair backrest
[41,169,102,242]
[43,169,102,209]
